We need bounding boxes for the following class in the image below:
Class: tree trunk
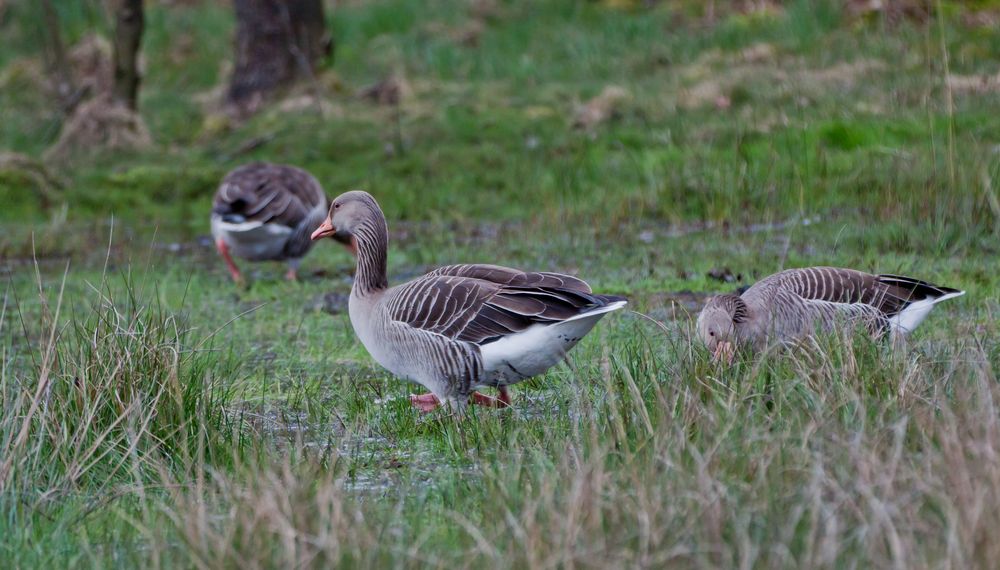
[111,0,144,110]
[227,0,331,112]
[40,0,75,107]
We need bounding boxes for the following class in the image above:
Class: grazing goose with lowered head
[697,267,964,360]
[310,191,627,411]
[211,162,328,284]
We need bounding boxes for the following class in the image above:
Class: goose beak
[712,342,735,364]
[311,218,336,241]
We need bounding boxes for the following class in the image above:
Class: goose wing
[768,266,959,319]
[212,163,327,228]
[426,264,594,293]
[384,264,622,345]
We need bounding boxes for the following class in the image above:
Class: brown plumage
[386,264,603,345]
[697,267,964,358]
[210,162,328,283]
[310,190,627,411]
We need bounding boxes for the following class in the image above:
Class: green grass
[2,0,1000,567]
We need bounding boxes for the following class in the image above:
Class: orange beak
[712,342,735,364]
[311,218,336,241]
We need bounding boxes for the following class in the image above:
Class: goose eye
[334,203,341,210]
[709,331,715,337]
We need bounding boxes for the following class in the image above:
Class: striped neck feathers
[351,210,389,295]
[716,293,750,324]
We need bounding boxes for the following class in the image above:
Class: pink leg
[471,387,512,408]
[285,259,300,282]
[410,387,512,413]
[410,392,440,412]
[216,239,243,284]
[499,386,511,407]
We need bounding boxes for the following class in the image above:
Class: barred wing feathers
[212,162,327,228]
[385,264,625,345]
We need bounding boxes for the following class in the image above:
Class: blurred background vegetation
[2,0,998,258]
[3,1,1000,567]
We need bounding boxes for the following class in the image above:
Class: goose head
[311,190,383,254]
[696,294,748,363]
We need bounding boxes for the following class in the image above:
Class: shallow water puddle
[247,406,469,495]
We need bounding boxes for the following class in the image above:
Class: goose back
[211,163,328,260]
[384,264,615,344]
[740,267,963,343]
[350,263,626,401]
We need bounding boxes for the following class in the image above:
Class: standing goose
[310,191,627,411]
[211,162,328,284]
[697,267,964,360]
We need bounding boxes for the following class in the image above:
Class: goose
[210,162,328,284]
[310,191,626,411]
[697,267,964,360]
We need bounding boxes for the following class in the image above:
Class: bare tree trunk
[227,0,331,112]
[40,0,75,108]
[111,0,144,110]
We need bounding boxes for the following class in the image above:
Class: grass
[2,0,1000,567]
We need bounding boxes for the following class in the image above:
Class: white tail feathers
[479,299,625,387]
[890,290,964,333]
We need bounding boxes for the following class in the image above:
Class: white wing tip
[590,299,628,314]
[215,220,264,232]
[935,290,965,302]
[603,300,628,312]
[564,299,627,322]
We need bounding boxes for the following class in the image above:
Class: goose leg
[499,386,511,407]
[410,388,511,412]
[409,392,441,412]
[216,239,244,284]
[285,259,300,282]
[470,387,512,408]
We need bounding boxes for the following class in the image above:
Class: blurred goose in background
[311,190,627,412]
[697,266,964,360]
[211,162,328,284]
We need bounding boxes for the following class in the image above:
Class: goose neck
[352,216,389,295]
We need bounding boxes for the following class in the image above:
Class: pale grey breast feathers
[383,264,624,346]
[212,162,327,228]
